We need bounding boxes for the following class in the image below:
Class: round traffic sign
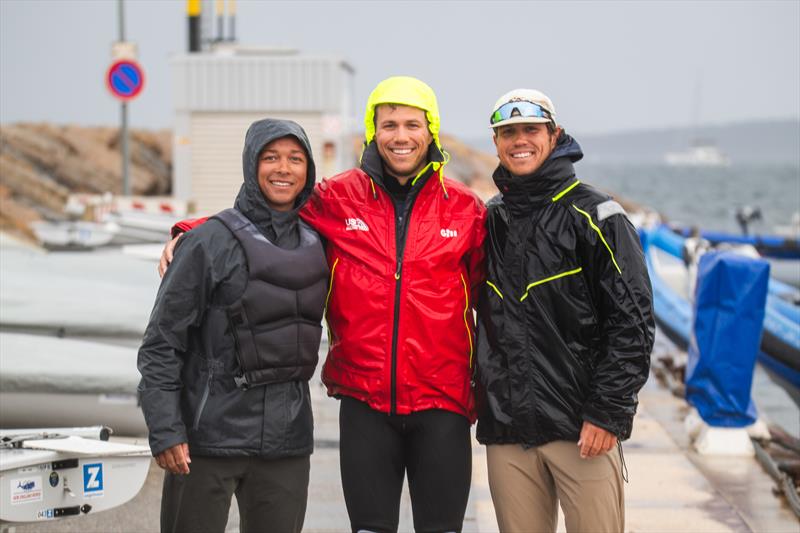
[106,60,145,101]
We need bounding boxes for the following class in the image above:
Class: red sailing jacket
[304,168,486,419]
[172,168,487,419]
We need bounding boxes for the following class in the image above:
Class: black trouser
[160,454,309,533]
[339,396,472,533]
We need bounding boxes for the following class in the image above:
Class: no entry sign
[106,60,145,101]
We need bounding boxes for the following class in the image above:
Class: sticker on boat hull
[10,476,43,505]
[36,508,55,520]
[83,463,104,498]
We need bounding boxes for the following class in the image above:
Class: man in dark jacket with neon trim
[138,118,328,533]
[475,89,655,532]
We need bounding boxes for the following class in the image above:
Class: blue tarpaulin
[685,251,770,427]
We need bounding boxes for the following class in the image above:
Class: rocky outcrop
[0,124,500,242]
[0,124,172,234]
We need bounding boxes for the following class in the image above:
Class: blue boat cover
[649,225,684,259]
[686,251,770,427]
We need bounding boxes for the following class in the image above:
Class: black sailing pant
[339,396,472,533]
[160,454,309,533]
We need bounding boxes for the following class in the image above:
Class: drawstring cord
[438,169,449,199]
[438,149,451,199]
[369,178,378,200]
[617,440,629,483]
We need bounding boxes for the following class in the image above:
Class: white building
[171,46,356,215]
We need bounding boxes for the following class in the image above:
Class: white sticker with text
[10,476,43,505]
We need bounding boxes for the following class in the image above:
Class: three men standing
[149,81,653,533]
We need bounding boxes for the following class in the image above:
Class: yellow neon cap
[363,76,442,151]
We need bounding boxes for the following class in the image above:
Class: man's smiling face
[493,122,558,176]
[374,104,432,184]
[256,136,307,211]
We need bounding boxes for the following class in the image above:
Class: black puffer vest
[214,208,329,388]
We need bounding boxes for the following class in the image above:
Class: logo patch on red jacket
[345,218,369,231]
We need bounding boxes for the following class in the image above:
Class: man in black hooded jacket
[138,118,329,533]
[475,89,654,532]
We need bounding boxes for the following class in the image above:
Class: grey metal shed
[171,46,356,215]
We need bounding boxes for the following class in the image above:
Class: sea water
[582,162,800,435]
[580,162,800,235]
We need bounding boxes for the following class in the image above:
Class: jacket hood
[234,118,316,229]
[548,131,583,163]
[493,131,583,213]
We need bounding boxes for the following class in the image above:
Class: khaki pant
[487,441,624,533]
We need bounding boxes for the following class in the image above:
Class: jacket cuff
[140,388,188,455]
[581,403,633,440]
[149,434,188,457]
[171,217,208,238]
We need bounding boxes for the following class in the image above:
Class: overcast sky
[1,0,798,138]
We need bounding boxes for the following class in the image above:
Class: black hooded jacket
[137,119,323,458]
[475,132,654,446]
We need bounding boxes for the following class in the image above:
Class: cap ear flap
[425,110,442,150]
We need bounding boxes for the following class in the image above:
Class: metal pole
[228,0,236,42]
[188,0,201,52]
[118,0,130,196]
[121,102,129,195]
[216,0,224,41]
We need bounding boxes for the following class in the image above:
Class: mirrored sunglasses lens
[490,101,547,124]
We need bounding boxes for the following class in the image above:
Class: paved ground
[2,238,797,532]
[6,376,799,533]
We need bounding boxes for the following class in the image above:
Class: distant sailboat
[663,77,730,167]
[664,139,730,167]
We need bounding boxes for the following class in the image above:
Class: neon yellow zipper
[460,273,474,368]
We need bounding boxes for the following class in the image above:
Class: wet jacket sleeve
[467,206,488,305]
[137,232,218,455]
[300,182,333,240]
[579,212,655,439]
[171,217,209,238]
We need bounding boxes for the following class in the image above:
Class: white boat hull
[0,434,150,523]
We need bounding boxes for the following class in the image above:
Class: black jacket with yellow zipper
[475,132,655,447]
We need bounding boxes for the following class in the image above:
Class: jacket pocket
[519,266,584,302]
[192,360,220,431]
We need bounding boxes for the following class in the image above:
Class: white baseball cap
[489,89,556,129]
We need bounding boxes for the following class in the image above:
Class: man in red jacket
[162,77,486,533]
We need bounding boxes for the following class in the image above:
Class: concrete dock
[7,375,799,533]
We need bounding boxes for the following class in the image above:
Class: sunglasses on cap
[490,100,552,126]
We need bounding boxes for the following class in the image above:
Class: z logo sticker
[83,463,104,497]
